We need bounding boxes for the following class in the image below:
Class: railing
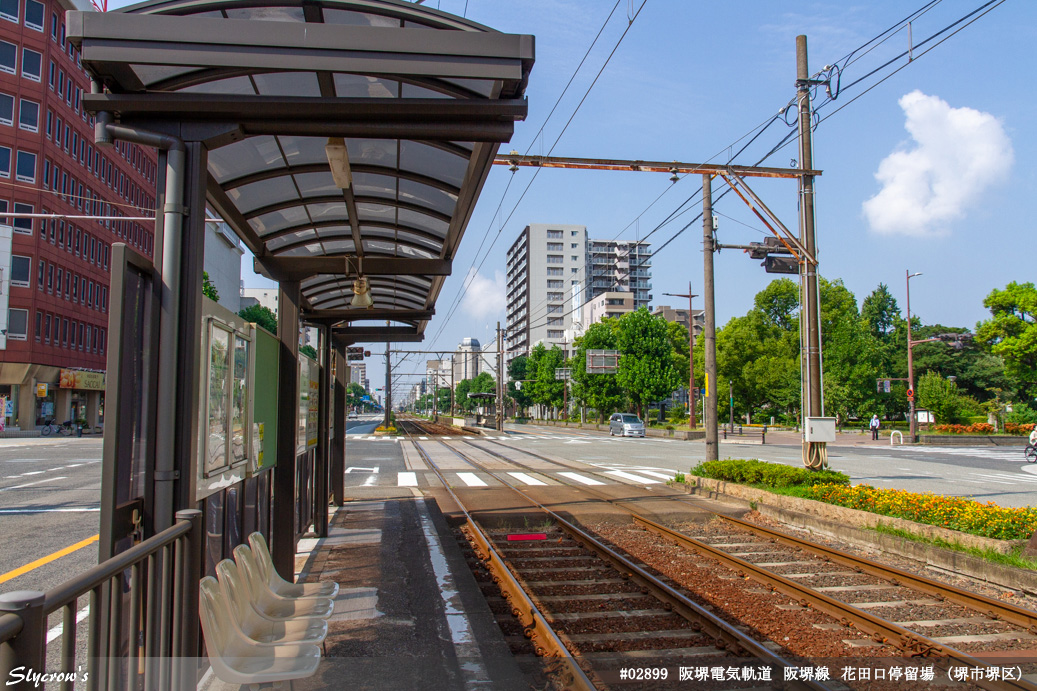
[722,424,767,444]
[0,509,203,691]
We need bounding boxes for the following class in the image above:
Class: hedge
[690,459,849,489]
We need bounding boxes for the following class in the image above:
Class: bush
[1006,404,1037,426]
[647,408,660,421]
[690,459,849,489]
[803,484,1037,540]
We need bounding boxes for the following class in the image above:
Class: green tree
[820,278,885,424]
[529,344,566,415]
[570,320,625,422]
[506,355,532,414]
[860,283,901,341]
[300,344,318,360]
[916,371,979,425]
[975,282,1037,399]
[238,304,277,334]
[202,271,219,302]
[615,308,684,418]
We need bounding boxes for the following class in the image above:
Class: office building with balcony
[0,0,160,430]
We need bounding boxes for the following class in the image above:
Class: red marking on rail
[507,533,547,541]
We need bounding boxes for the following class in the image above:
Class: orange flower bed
[802,484,1037,541]
[932,422,1035,435]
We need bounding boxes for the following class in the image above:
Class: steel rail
[713,513,1037,633]
[468,436,1037,691]
[631,514,1037,691]
[404,432,596,691]
[433,437,832,691]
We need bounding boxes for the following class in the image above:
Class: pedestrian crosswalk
[346,433,666,443]
[350,466,677,489]
[894,445,1031,463]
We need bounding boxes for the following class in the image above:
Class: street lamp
[663,282,698,430]
[905,270,944,441]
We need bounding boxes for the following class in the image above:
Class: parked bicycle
[39,419,75,436]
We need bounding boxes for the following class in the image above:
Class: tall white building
[506,224,651,362]
[506,224,588,359]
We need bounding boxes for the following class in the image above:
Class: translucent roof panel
[73,0,533,336]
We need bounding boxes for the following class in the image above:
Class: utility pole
[384,341,391,428]
[797,34,826,470]
[662,283,698,430]
[729,380,734,431]
[906,270,922,442]
[702,173,718,462]
[496,321,504,432]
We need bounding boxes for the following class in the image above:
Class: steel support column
[702,174,718,463]
[272,280,300,580]
[331,344,346,505]
[314,325,331,537]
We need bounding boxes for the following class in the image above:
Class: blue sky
[218,0,1031,399]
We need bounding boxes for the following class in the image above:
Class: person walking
[869,414,881,441]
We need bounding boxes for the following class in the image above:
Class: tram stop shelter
[0,2,532,689]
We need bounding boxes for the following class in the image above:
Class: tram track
[456,434,1037,690]
[398,421,832,690]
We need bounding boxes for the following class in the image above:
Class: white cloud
[460,269,506,320]
[862,90,1013,237]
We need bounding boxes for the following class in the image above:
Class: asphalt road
[485,423,1037,508]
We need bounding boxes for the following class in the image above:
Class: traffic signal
[763,256,798,274]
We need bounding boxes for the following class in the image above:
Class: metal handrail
[42,520,191,617]
[0,509,202,691]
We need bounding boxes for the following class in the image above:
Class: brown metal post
[797,35,826,470]
[272,280,300,580]
[175,509,203,688]
[0,591,46,691]
[702,174,718,462]
[331,343,346,505]
[314,326,330,536]
[688,283,696,430]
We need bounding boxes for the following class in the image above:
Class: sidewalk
[762,429,904,448]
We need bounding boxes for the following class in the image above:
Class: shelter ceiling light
[326,137,353,189]
[351,276,374,309]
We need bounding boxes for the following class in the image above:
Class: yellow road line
[0,534,99,585]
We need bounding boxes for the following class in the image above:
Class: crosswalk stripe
[557,472,605,486]
[456,472,487,487]
[507,472,546,486]
[606,470,660,485]
[398,472,418,487]
[969,472,1037,483]
[631,469,675,481]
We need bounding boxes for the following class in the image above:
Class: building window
[43,313,50,342]
[7,308,27,340]
[69,320,76,347]
[50,12,55,39]
[101,286,107,311]
[15,150,35,182]
[46,263,52,291]
[546,255,563,264]
[547,292,564,301]
[547,280,563,289]
[55,266,61,291]
[24,0,43,31]
[547,330,564,339]
[99,329,104,355]
[77,323,83,350]
[10,255,29,287]
[13,202,31,234]
[0,0,17,24]
[546,230,562,238]
[0,146,9,178]
[61,317,67,345]
[546,242,562,251]
[20,48,41,81]
[85,324,91,351]
[546,267,563,277]
[18,99,38,132]
[0,93,11,126]
[0,41,15,74]
[571,255,578,261]
[46,109,51,137]
[547,317,563,325]
[37,259,43,288]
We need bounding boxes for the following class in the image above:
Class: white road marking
[398,472,418,487]
[346,466,379,474]
[0,477,68,491]
[0,507,99,513]
[507,472,546,486]
[363,474,378,486]
[557,472,605,486]
[46,605,90,644]
[631,469,676,481]
[21,471,45,476]
[606,470,661,485]
[456,473,486,487]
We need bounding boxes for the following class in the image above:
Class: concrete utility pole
[662,283,698,430]
[496,321,504,431]
[702,174,718,462]
[906,270,922,442]
[384,341,391,428]
[797,34,826,470]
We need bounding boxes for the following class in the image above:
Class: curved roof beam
[222,162,461,196]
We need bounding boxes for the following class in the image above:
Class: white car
[609,413,646,437]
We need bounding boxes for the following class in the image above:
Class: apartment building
[452,336,480,383]
[506,224,652,361]
[653,304,704,336]
[505,223,587,359]
[582,291,636,326]
[0,0,159,430]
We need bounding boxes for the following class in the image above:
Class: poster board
[250,325,279,472]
